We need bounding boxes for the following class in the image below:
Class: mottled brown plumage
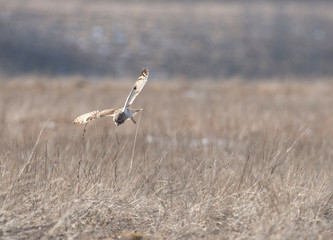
[73,69,148,126]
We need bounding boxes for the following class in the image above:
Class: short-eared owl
[73,69,149,126]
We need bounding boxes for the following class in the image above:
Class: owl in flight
[73,69,149,126]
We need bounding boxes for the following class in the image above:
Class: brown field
[0,77,333,239]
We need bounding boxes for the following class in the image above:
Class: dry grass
[0,77,332,239]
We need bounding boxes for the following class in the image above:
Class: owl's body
[113,108,141,126]
[114,109,127,125]
[73,69,149,126]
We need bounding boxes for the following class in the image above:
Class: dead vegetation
[0,77,332,239]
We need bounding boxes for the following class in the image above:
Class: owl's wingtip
[72,117,85,124]
[142,68,149,78]
[72,119,81,124]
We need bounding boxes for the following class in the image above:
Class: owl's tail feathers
[131,109,143,116]
[129,109,143,124]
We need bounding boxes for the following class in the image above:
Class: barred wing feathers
[124,69,149,108]
[73,109,116,124]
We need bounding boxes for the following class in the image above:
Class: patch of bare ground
[0,77,332,239]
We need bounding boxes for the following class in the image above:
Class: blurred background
[0,0,332,80]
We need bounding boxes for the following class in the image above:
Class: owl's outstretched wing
[73,109,116,124]
[123,69,149,109]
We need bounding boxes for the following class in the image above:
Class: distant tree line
[0,2,332,79]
